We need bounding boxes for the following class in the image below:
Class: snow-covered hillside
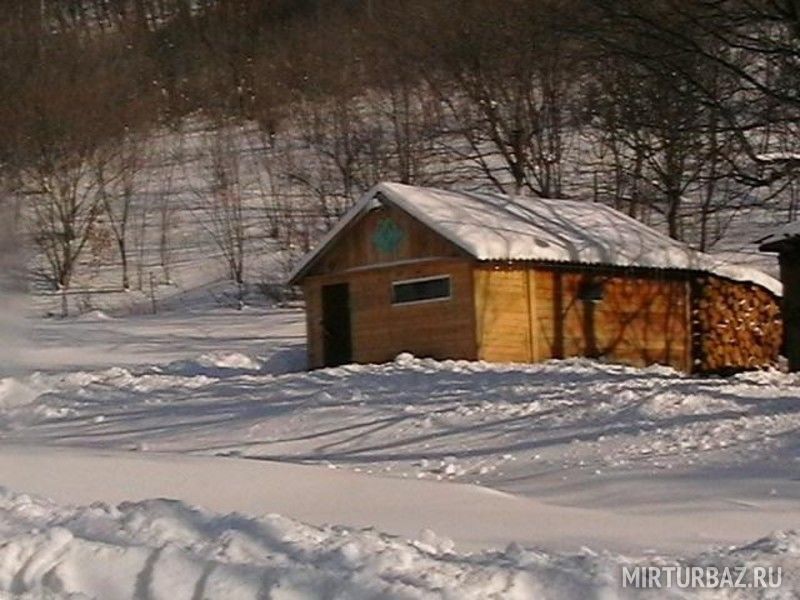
[19,117,792,319]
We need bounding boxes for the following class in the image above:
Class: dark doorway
[321,283,352,367]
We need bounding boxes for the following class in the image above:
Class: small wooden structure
[759,223,800,371]
[289,183,783,373]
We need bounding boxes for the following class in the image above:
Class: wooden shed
[759,223,800,371]
[289,183,783,373]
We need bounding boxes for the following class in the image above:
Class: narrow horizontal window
[392,276,451,305]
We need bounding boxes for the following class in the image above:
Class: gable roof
[288,182,782,296]
[757,220,800,252]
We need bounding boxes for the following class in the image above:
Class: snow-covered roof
[756,152,800,163]
[757,220,800,250]
[289,182,782,296]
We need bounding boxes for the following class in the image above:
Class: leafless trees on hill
[1,0,799,313]
[195,126,248,300]
[588,0,800,241]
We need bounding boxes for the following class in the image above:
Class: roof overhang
[286,184,477,285]
[287,182,782,297]
[759,237,800,253]
[286,188,380,285]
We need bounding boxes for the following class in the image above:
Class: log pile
[692,275,783,373]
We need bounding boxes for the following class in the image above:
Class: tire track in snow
[134,545,164,600]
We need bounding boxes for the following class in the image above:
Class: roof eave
[286,182,481,285]
[759,237,800,253]
[285,187,382,286]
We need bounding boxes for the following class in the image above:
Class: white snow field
[0,486,797,600]
[0,307,799,598]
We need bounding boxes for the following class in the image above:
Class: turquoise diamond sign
[372,218,404,254]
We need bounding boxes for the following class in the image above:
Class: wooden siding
[473,269,536,363]
[779,246,800,372]
[303,259,477,368]
[474,264,691,370]
[306,203,464,277]
[303,278,324,369]
[691,274,782,372]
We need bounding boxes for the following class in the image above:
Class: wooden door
[321,283,352,367]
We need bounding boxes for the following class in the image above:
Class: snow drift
[0,488,797,600]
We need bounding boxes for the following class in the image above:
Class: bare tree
[192,125,249,307]
[583,22,752,243]
[589,0,800,192]
[364,18,448,187]
[158,186,176,285]
[156,132,186,284]
[0,7,159,312]
[94,135,148,290]
[414,0,584,197]
[25,153,104,316]
[131,189,150,291]
[288,93,385,221]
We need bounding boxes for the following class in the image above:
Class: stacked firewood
[692,275,783,372]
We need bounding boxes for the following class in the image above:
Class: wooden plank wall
[779,247,800,372]
[304,259,477,368]
[303,278,324,369]
[473,269,535,363]
[474,265,691,370]
[306,203,464,277]
[692,275,782,372]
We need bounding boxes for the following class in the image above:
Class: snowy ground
[1,307,799,597]
[6,112,799,598]
[1,485,796,600]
